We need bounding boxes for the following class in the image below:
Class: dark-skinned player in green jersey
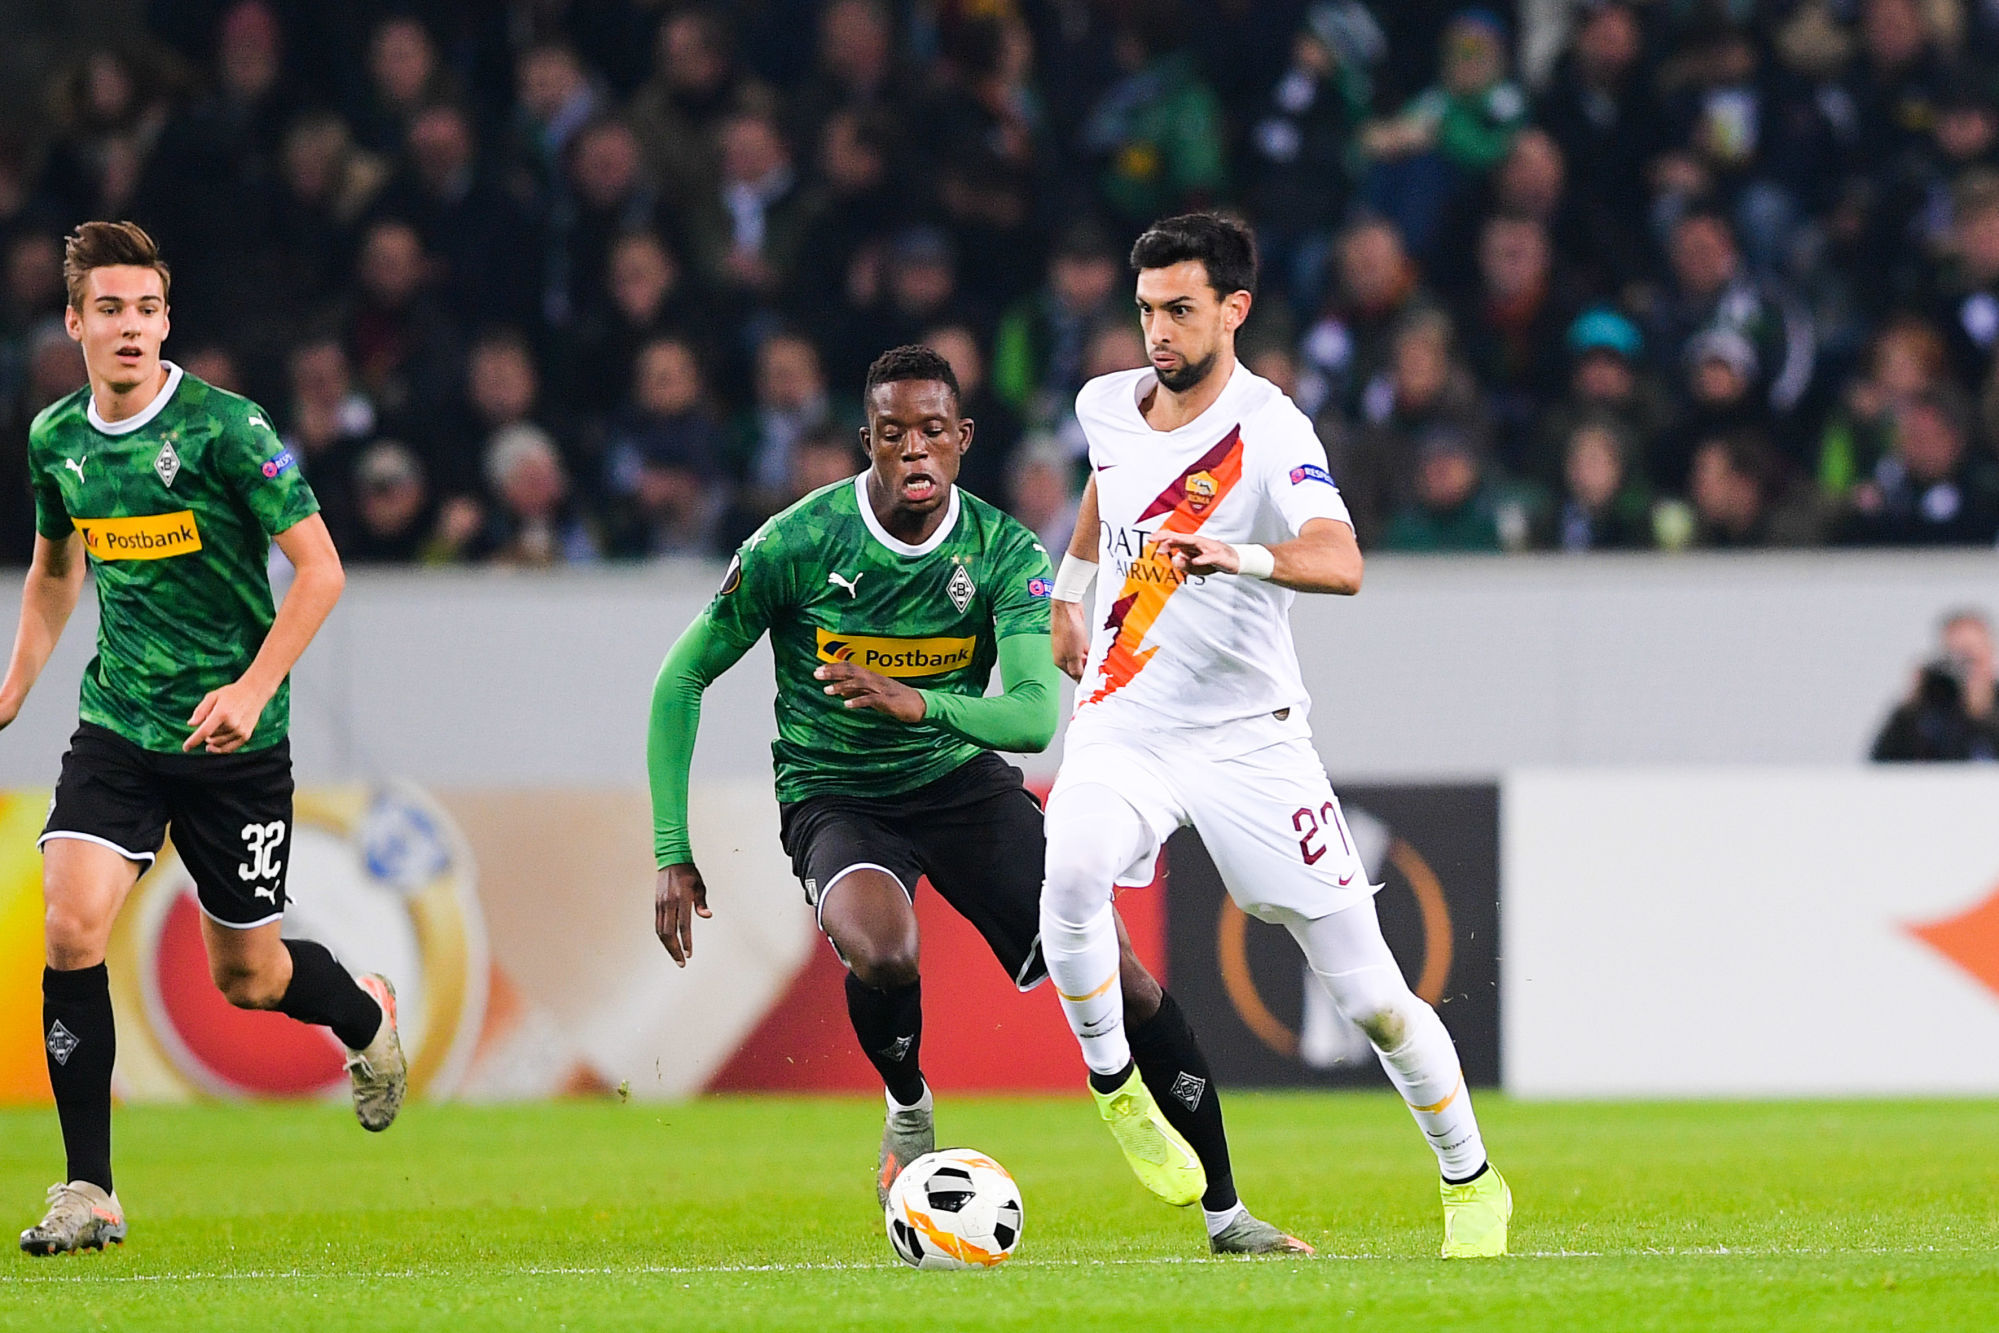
[2,222,406,1256]
[648,345,1309,1255]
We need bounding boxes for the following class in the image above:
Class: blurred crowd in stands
[3,0,1999,565]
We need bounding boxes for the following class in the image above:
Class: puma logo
[63,456,86,481]
[248,413,269,430]
[828,571,863,598]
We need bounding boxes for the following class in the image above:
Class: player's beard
[1155,348,1219,394]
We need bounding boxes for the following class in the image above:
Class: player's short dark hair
[63,220,170,309]
[1129,212,1258,298]
[864,344,960,408]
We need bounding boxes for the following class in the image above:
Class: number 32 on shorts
[239,820,287,890]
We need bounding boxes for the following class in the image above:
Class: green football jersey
[29,362,320,754]
[705,474,1053,802]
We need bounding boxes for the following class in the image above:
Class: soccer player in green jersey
[648,345,1309,1254]
[1,222,407,1256]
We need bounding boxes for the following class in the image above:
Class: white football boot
[20,1181,125,1255]
[346,973,408,1132]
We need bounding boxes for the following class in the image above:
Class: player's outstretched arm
[649,611,753,965]
[0,533,86,730]
[186,514,345,753]
[1154,518,1363,596]
[918,633,1062,753]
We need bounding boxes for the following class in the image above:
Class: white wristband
[1234,543,1275,580]
[1052,553,1097,602]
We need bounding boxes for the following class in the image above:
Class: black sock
[1087,1058,1135,1096]
[276,940,383,1051]
[44,964,115,1193]
[1130,991,1237,1212]
[844,972,925,1106]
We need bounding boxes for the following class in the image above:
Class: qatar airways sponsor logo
[1097,523,1202,586]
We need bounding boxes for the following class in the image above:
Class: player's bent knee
[836,916,921,989]
[1319,966,1424,1050]
[1117,945,1163,1019]
[210,958,287,1010]
[1043,784,1147,923]
[1040,836,1120,924]
[42,905,110,969]
[1118,971,1162,1022]
[1039,867,1110,928]
[1353,1007,1408,1049]
[847,940,920,990]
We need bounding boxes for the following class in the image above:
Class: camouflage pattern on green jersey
[705,474,1053,802]
[29,363,320,753]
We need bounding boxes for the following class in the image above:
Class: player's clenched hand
[657,862,711,966]
[1052,599,1089,681]
[183,680,274,753]
[814,663,927,723]
[1152,533,1238,578]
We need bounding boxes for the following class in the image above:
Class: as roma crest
[1186,470,1219,512]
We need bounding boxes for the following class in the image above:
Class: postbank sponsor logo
[815,628,976,677]
[74,510,203,560]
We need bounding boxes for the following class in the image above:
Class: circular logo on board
[106,783,487,1101]
[1215,802,1454,1068]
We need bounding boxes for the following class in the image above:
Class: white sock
[1042,783,1155,1078]
[1202,1202,1248,1237]
[1287,901,1488,1180]
[886,1082,932,1115]
[1040,901,1129,1075]
[1371,1010,1486,1180]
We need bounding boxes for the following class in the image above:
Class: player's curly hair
[63,220,171,309]
[864,344,960,406]
[1129,212,1257,298]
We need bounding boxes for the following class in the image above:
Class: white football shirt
[1071,361,1353,734]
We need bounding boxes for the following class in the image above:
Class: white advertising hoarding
[1503,769,1999,1097]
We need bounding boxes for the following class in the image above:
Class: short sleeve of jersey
[988,520,1054,640]
[704,523,793,649]
[27,414,71,540]
[1260,407,1354,536]
[217,400,319,536]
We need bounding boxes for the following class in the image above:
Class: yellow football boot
[1090,1066,1205,1207]
[1440,1165,1511,1258]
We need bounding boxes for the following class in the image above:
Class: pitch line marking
[0,1245,1980,1285]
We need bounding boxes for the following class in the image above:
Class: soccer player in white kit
[1041,213,1511,1258]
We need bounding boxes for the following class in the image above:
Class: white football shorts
[1049,710,1376,921]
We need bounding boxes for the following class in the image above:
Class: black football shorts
[41,722,295,928]
[779,752,1049,990]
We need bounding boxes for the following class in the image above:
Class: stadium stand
[2,0,1998,563]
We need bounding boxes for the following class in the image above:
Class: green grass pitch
[0,1093,1994,1331]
